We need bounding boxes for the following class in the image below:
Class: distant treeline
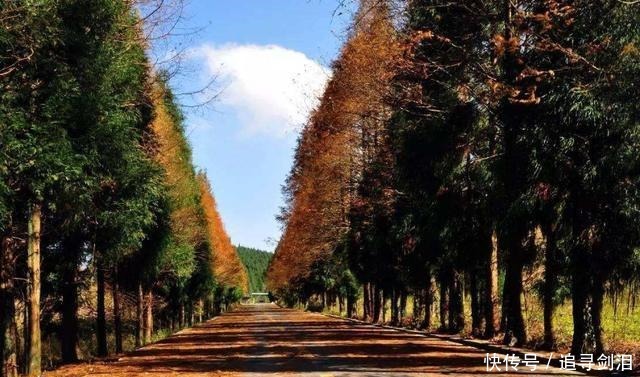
[237,246,272,293]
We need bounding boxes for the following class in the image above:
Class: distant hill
[236,246,272,293]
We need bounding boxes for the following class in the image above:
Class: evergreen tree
[237,246,272,293]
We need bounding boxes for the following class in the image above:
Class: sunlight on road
[45,304,583,377]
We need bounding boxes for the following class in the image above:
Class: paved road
[46,303,582,376]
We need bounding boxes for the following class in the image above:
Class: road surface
[46,303,582,376]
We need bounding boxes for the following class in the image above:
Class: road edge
[318,312,618,376]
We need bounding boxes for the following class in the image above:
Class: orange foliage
[197,173,249,293]
[149,82,206,251]
[267,0,398,292]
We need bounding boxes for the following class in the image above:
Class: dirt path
[45,303,582,376]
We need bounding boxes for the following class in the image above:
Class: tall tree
[198,172,248,295]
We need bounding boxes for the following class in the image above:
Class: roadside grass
[522,293,640,356]
[41,318,180,370]
[323,291,640,363]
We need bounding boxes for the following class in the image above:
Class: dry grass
[324,290,640,366]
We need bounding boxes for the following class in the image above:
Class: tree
[198,172,248,295]
[268,0,399,317]
[1,2,84,373]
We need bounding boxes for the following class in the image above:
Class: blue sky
[165,1,355,251]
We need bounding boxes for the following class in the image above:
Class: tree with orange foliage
[268,0,398,315]
[197,172,249,295]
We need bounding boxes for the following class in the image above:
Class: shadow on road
[113,304,576,375]
[46,304,581,376]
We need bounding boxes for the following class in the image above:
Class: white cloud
[194,44,331,137]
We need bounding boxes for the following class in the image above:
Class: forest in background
[268,0,640,362]
[237,246,272,293]
[0,1,247,376]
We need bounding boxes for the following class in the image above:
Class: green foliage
[0,0,230,369]
[236,246,272,293]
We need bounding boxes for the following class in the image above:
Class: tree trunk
[372,286,382,323]
[113,267,123,354]
[399,290,407,323]
[570,262,588,355]
[439,279,448,330]
[499,0,526,348]
[60,244,79,363]
[390,288,399,325]
[1,235,18,377]
[470,269,481,337]
[570,200,590,356]
[363,283,370,321]
[501,249,526,346]
[450,270,465,333]
[413,293,423,324]
[424,278,433,330]
[542,222,556,349]
[179,302,185,328]
[26,202,42,377]
[381,293,387,323]
[22,298,28,376]
[144,290,153,344]
[592,275,604,355]
[96,259,108,356]
[136,283,144,347]
[484,228,499,338]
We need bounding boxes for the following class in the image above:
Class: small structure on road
[242,292,270,304]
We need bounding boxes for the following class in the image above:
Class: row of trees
[1,2,246,376]
[268,0,640,356]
